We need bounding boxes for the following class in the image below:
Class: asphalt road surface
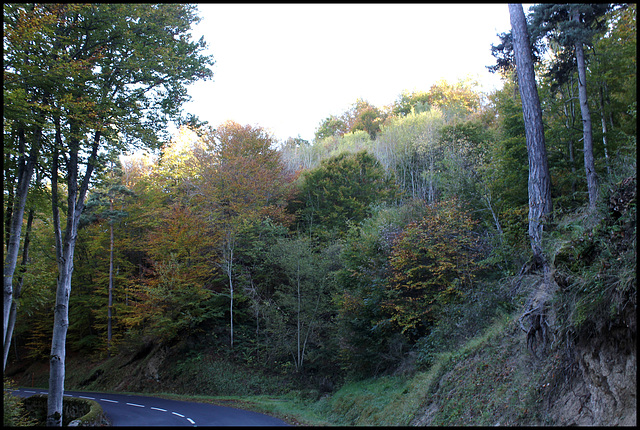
[10,388,290,426]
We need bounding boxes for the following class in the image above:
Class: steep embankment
[410,309,635,426]
[303,175,637,426]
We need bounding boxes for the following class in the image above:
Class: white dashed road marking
[100,398,118,403]
[8,389,197,426]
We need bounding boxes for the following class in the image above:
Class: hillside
[4,4,636,427]
[6,175,635,426]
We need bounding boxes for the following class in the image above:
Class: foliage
[374,108,445,201]
[426,78,482,119]
[313,99,387,141]
[294,150,397,239]
[262,236,340,373]
[553,173,636,334]
[171,351,293,396]
[4,4,636,421]
[385,199,482,342]
[4,379,38,426]
[334,202,432,378]
[391,90,431,117]
[314,115,348,141]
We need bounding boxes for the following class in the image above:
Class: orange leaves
[146,203,217,274]
[198,121,293,227]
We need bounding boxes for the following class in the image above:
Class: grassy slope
[296,313,550,426]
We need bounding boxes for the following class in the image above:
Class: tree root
[519,263,559,358]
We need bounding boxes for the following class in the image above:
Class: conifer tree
[508,3,553,262]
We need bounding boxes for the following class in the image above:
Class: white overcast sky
[179,3,518,143]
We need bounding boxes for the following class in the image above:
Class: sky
[179,3,517,144]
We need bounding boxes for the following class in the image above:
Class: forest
[3,3,636,426]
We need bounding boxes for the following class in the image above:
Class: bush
[3,379,37,426]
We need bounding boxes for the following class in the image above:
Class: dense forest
[4,3,636,426]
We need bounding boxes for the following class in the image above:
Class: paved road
[10,388,290,426]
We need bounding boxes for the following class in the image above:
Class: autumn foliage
[386,199,482,341]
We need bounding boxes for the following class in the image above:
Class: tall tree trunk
[222,232,235,349]
[562,77,578,195]
[573,11,598,210]
[4,139,15,248]
[47,126,100,427]
[509,3,553,262]
[3,207,35,370]
[3,127,40,367]
[107,200,114,356]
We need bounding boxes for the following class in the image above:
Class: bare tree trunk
[3,128,40,361]
[222,232,236,349]
[3,207,35,370]
[509,3,553,262]
[573,11,598,210]
[562,78,578,195]
[107,200,114,355]
[47,126,100,426]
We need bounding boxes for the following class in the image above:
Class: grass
[258,311,541,427]
[10,311,541,426]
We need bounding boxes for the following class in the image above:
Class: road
[9,388,290,426]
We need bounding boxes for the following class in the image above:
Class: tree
[266,236,338,373]
[374,109,445,202]
[529,4,615,210]
[335,203,413,377]
[80,155,133,355]
[592,4,636,144]
[3,4,53,363]
[314,115,348,141]
[391,90,431,117]
[313,99,386,141]
[197,121,293,348]
[427,78,481,119]
[294,150,397,239]
[508,3,553,262]
[385,199,481,342]
[3,4,214,425]
[349,101,386,140]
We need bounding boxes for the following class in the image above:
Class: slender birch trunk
[598,85,611,176]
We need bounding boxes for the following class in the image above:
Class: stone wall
[22,394,110,426]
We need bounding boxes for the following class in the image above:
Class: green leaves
[295,150,398,239]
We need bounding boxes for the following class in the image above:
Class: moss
[21,394,109,426]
